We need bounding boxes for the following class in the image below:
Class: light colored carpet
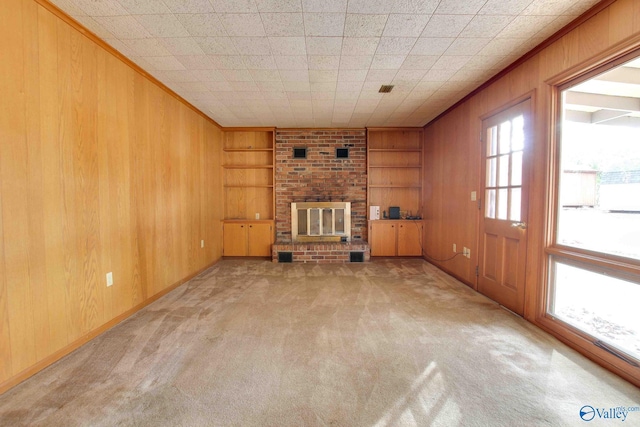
[0,259,638,426]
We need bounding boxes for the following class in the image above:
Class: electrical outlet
[453,243,457,253]
[201,240,204,248]
[106,272,113,287]
[255,213,260,220]
[471,191,477,201]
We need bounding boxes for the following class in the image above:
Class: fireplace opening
[291,202,351,242]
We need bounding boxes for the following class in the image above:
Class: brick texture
[275,129,367,242]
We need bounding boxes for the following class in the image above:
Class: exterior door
[478,99,531,315]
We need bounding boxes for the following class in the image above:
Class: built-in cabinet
[369,220,423,256]
[367,128,424,257]
[222,130,275,256]
[223,221,274,257]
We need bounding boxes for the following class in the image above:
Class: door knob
[511,222,527,230]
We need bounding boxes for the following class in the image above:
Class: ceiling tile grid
[51,0,603,128]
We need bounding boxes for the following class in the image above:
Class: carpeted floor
[0,259,638,426]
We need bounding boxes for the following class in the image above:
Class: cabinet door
[223,223,248,256]
[370,222,397,256]
[247,223,273,257]
[397,222,423,256]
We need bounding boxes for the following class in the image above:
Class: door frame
[476,93,535,314]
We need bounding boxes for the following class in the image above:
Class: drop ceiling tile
[255,0,302,12]
[434,0,488,15]
[116,0,170,14]
[162,0,213,14]
[211,0,259,13]
[135,14,190,38]
[394,69,427,82]
[463,55,506,70]
[210,55,247,69]
[522,0,572,15]
[339,55,373,69]
[220,69,253,81]
[376,38,417,55]
[344,14,388,37]
[420,14,473,38]
[420,68,456,82]
[497,15,557,39]
[94,16,152,39]
[74,0,127,16]
[366,69,397,81]
[142,56,185,70]
[178,81,210,92]
[478,38,526,56]
[159,38,205,56]
[304,13,346,36]
[195,37,238,54]
[302,0,347,13]
[479,0,534,15]
[400,55,438,70]
[229,81,259,91]
[371,55,407,70]
[308,55,341,70]
[269,37,306,56]
[310,81,336,91]
[338,69,368,81]
[257,80,285,91]
[191,69,226,81]
[411,37,453,55]
[459,15,514,39]
[431,55,471,71]
[279,69,310,82]
[275,55,308,69]
[336,81,363,92]
[341,37,380,56]
[219,14,266,36]
[383,14,431,37]
[151,69,199,82]
[414,80,445,91]
[243,55,278,69]
[306,37,343,55]
[123,38,172,56]
[309,70,338,82]
[177,55,218,69]
[232,37,271,55]
[261,13,305,36]
[283,81,311,91]
[250,69,282,81]
[176,14,227,37]
[444,38,492,56]
[396,0,440,14]
[311,94,335,102]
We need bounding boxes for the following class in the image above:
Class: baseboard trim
[0,259,220,395]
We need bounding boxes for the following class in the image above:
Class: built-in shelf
[367,129,424,221]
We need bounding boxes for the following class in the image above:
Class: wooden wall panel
[0,0,223,393]
[423,0,640,326]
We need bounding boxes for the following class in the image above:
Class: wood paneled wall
[423,0,640,374]
[0,0,223,392]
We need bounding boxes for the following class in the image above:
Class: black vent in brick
[278,252,293,263]
[350,252,364,263]
[336,148,349,158]
[293,147,307,159]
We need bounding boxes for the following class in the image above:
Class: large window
[549,55,640,367]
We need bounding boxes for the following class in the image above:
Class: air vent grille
[378,85,394,93]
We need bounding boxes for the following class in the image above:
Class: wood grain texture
[0,0,223,391]
[422,0,640,384]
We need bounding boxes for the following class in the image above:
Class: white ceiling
[51,0,603,128]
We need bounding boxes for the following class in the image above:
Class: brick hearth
[272,242,370,264]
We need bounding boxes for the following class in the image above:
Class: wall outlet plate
[106,272,113,287]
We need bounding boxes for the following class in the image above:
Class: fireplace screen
[291,202,351,242]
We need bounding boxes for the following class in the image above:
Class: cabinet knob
[250,225,253,228]
[241,225,244,228]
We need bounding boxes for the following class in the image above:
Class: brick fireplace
[272,129,370,263]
